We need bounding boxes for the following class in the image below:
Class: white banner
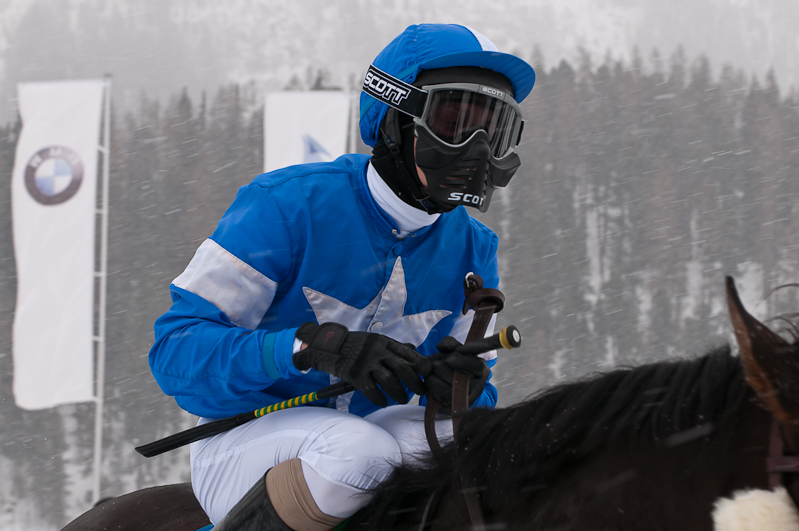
[12,80,105,410]
[264,91,351,172]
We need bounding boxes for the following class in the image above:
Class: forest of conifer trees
[0,50,797,527]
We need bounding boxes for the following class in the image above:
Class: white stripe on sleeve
[173,238,278,330]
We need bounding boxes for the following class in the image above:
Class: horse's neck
[530,400,772,531]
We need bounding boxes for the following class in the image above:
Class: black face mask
[414,115,521,213]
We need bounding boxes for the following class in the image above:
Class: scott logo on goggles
[364,71,411,106]
[480,86,505,98]
[448,192,486,207]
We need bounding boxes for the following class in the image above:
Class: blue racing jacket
[149,154,500,419]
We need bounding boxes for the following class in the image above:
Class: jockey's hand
[424,336,490,411]
[293,322,431,408]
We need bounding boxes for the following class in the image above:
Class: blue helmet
[359,24,536,148]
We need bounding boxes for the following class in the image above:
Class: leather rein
[768,421,799,490]
[421,274,504,531]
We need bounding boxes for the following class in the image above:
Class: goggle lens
[423,89,521,158]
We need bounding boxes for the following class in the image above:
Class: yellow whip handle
[254,391,318,417]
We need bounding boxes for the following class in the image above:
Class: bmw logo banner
[11,79,105,410]
[264,91,351,173]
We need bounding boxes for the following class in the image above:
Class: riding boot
[212,471,291,531]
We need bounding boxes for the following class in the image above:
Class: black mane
[348,345,753,528]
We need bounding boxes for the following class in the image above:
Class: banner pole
[92,74,111,504]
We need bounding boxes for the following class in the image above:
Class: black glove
[293,322,432,408]
[424,336,490,411]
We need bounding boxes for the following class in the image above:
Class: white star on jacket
[302,257,451,347]
[303,257,451,411]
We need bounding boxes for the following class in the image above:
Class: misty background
[1,0,798,528]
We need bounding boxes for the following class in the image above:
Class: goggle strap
[363,65,428,118]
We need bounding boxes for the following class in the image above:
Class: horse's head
[727,275,799,511]
[727,276,799,448]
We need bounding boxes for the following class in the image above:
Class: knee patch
[266,458,345,531]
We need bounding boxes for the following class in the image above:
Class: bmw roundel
[24,146,84,205]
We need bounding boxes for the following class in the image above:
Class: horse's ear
[726,276,799,434]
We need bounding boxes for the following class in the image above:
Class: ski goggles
[363,65,524,159]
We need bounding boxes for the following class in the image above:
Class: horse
[62,276,799,530]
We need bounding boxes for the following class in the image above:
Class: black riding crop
[135,325,521,458]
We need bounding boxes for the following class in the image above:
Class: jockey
[148,23,535,530]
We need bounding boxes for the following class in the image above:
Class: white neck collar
[366,162,439,239]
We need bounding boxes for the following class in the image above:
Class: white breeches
[190,404,452,524]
